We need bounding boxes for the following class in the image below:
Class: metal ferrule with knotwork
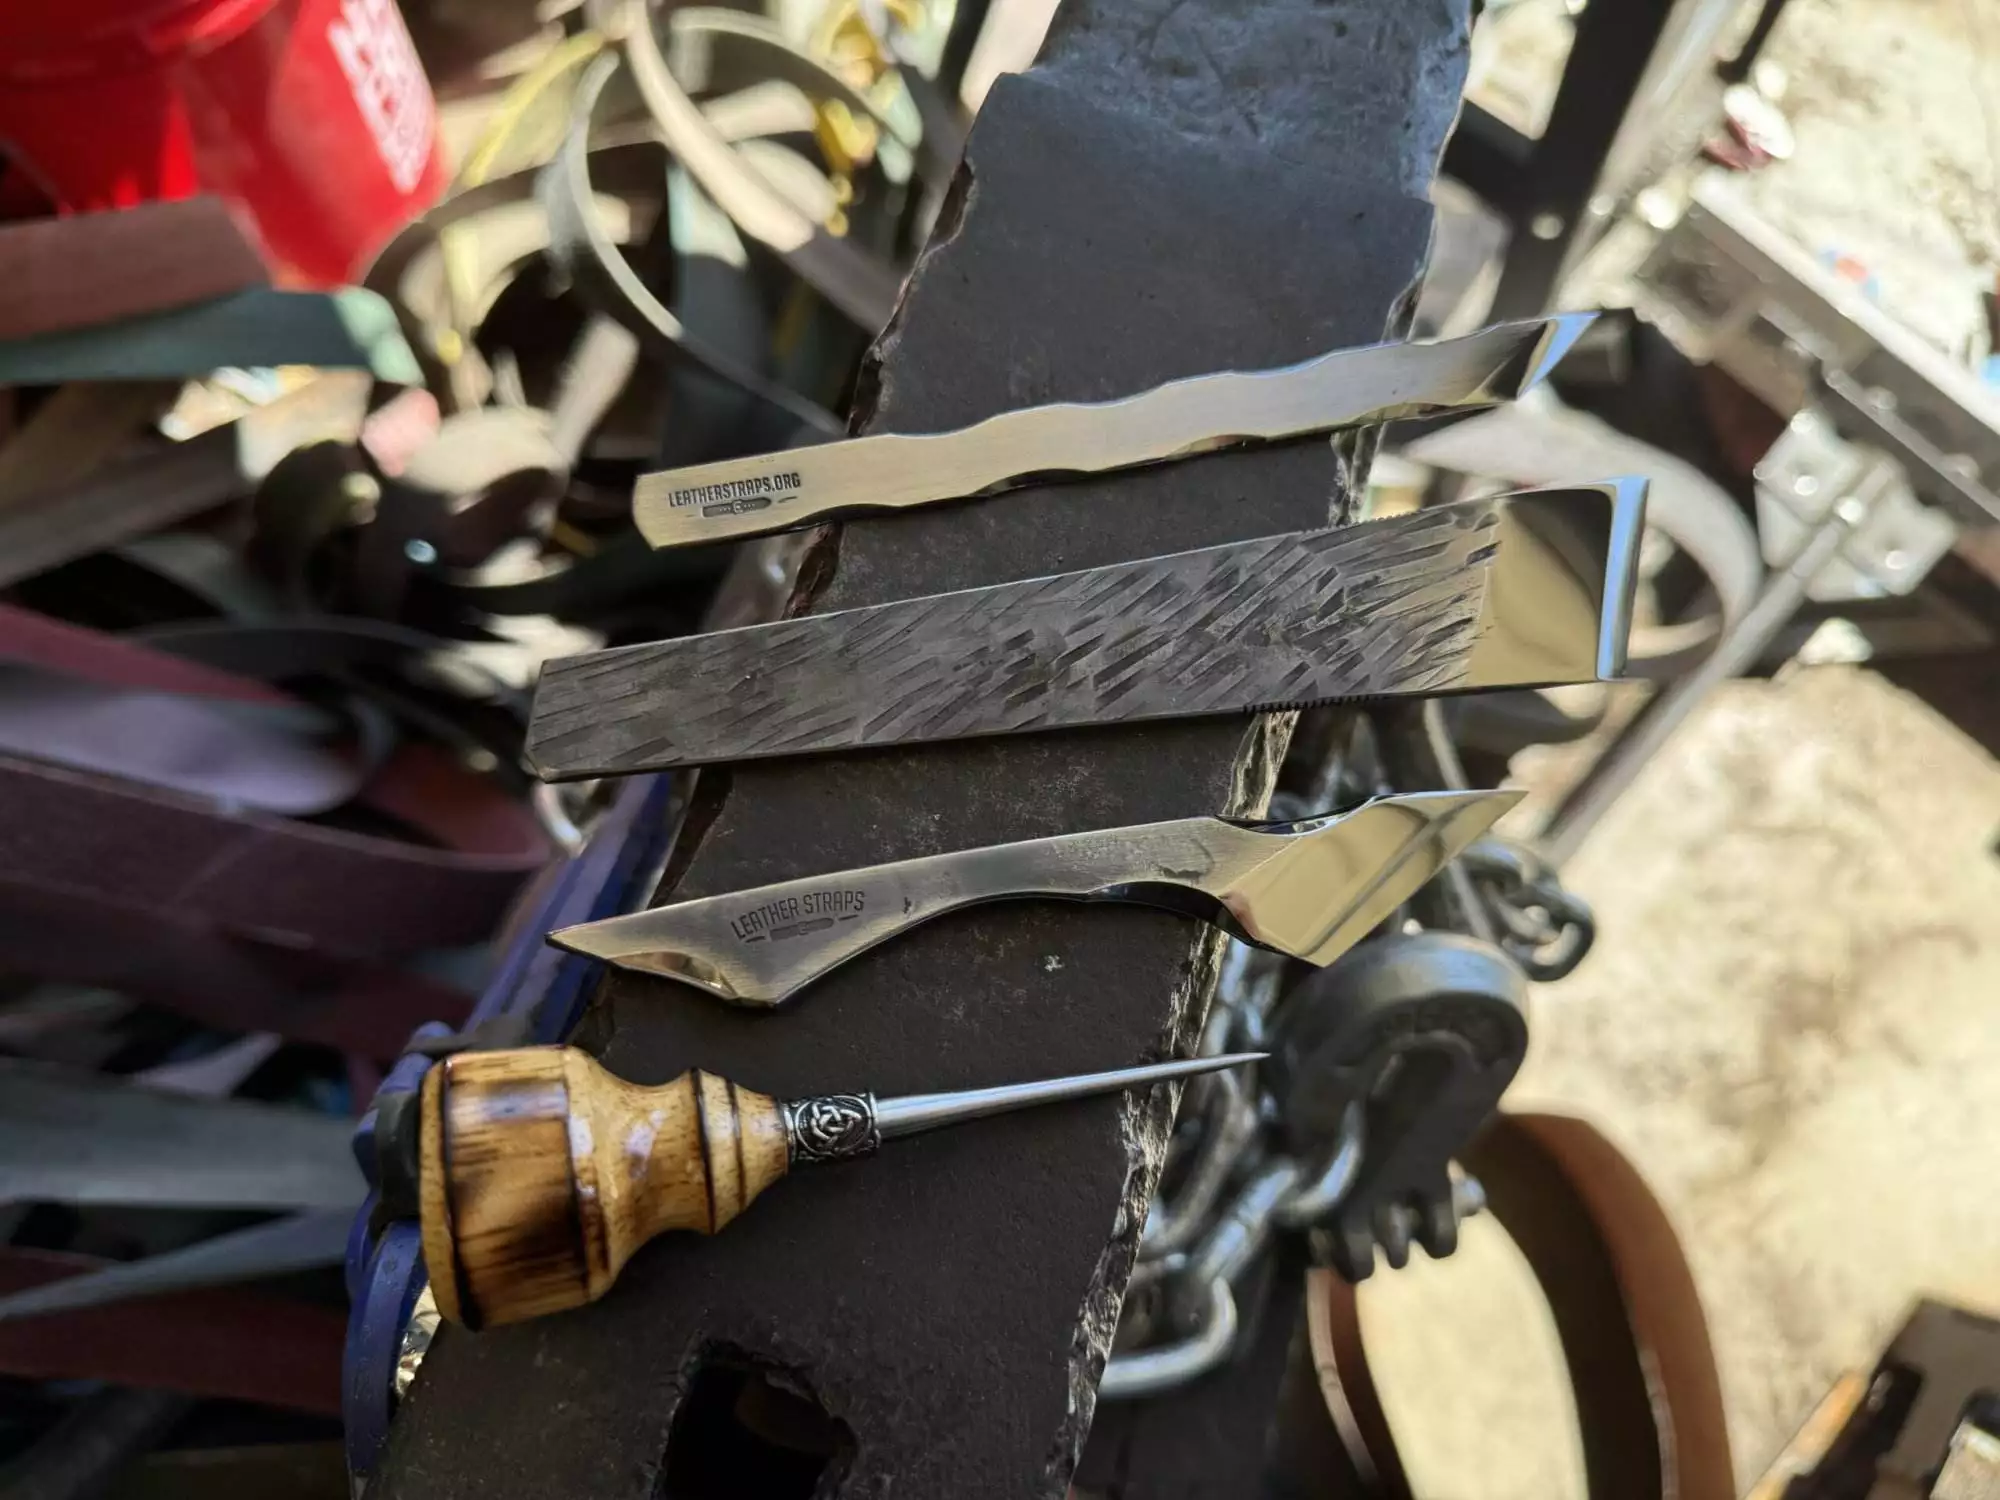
[781,1094,880,1165]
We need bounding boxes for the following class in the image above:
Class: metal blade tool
[381,1048,1260,1329]
[551,790,1521,1004]
[633,314,1595,548]
[528,479,1646,777]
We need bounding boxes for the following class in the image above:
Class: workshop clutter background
[0,0,952,1486]
[0,0,1997,1497]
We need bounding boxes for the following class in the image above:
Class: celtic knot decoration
[784,1094,881,1165]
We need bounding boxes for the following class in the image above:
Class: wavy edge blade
[632,314,1599,548]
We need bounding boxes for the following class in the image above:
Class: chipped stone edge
[1040,236,1437,1489]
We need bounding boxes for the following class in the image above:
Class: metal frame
[1445,0,1800,321]
[1537,171,2000,860]
[1631,176,2000,527]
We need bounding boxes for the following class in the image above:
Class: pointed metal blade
[528,480,1646,779]
[871,1052,1268,1142]
[632,314,1596,549]
[550,788,1520,1005]
[1230,787,1524,965]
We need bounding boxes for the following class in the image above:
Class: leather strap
[1297,1271,1414,1499]
[0,380,183,512]
[1305,1111,1733,1500]
[538,102,842,436]
[0,603,369,812]
[0,671,364,815]
[0,606,548,1051]
[0,428,244,593]
[0,1207,355,1322]
[0,288,421,387]
[0,878,474,1057]
[666,8,925,163]
[0,602,289,705]
[0,1248,342,1416]
[0,1058,358,1211]
[0,373,371,592]
[353,408,569,619]
[0,748,547,961]
[619,15,905,332]
[419,528,735,623]
[135,616,539,778]
[132,618,530,717]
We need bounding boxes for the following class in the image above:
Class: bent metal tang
[632,313,1595,548]
[550,790,1521,1005]
[526,479,1648,778]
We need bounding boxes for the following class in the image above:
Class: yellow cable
[442,32,611,348]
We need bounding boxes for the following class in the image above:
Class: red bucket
[0,0,448,287]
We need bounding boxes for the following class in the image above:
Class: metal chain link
[1099,719,1555,1401]
[1460,837,1596,981]
[1101,932,1371,1401]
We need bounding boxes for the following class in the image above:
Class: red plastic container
[0,0,448,287]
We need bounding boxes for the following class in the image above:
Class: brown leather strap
[0,603,547,1051]
[0,381,184,512]
[0,603,550,957]
[1477,1113,1733,1500]
[0,373,371,592]
[0,672,364,815]
[0,1248,341,1416]
[0,747,548,961]
[1305,1111,1733,1500]
[1302,1270,1414,1500]
[0,878,473,1057]
[0,603,285,704]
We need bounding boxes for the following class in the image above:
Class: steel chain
[1100,937,1366,1401]
[1100,733,1575,1400]
[1460,837,1596,981]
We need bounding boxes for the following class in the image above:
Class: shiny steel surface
[632,314,1595,549]
[1538,456,1873,868]
[868,1052,1265,1143]
[1464,475,1647,686]
[526,482,1649,778]
[550,790,1519,1004]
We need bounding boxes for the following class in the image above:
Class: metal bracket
[1754,407,1958,601]
[1630,175,2000,529]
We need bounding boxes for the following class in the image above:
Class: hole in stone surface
[659,1346,854,1500]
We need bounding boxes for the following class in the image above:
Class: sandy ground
[1735,0,2000,354]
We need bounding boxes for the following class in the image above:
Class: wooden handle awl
[419,1048,791,1329]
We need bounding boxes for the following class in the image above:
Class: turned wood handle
[419,1048,791,1329]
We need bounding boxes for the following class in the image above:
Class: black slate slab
[377,0,1469,1493]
